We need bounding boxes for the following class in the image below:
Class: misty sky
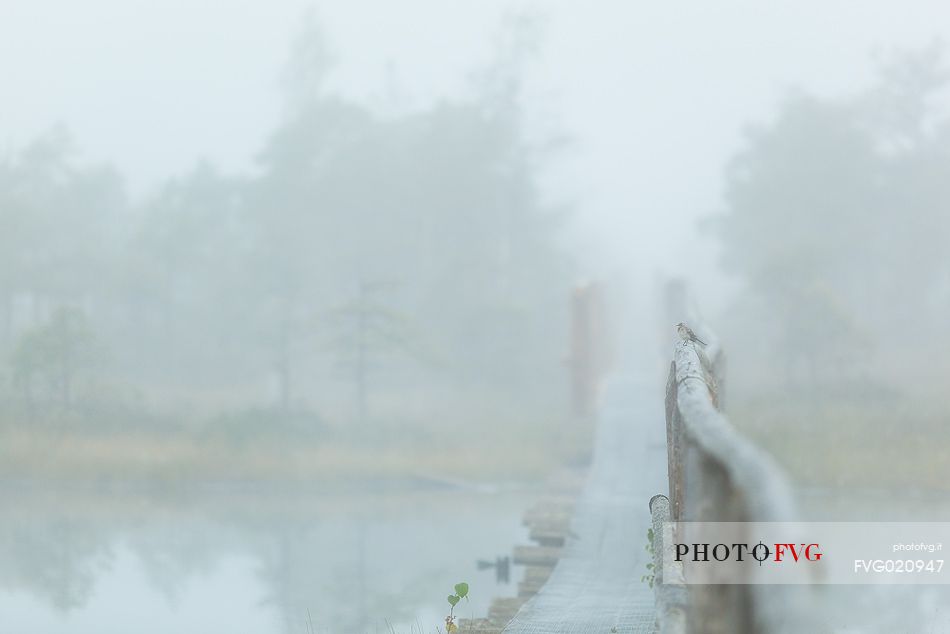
[4,0,950,300]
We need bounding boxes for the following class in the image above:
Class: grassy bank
[731,394,950,491]
[0,411,592,488]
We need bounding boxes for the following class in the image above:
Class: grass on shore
[730,394,950,492]
[0,408,593,487]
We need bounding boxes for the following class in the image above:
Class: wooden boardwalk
[478,317,950,633]
[502,370,667,633]
[488,324,828,632]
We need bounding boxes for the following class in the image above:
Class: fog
[2,2,950,632]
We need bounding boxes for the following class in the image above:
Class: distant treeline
[0,26,572,430]
[710,45,950,398]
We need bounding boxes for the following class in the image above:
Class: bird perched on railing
[675,322,706,346]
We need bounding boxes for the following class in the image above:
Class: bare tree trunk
[61,317,73,411]
[1,291,11,352]
[276,317,291,412]
[62,357,72,411]
[22,371,34,418]
[356,285,367,425]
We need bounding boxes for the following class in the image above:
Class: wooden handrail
[658,335,820,634]
[666,339,797,523]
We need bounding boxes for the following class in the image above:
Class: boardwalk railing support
[657,334,821,634]
[649,494,686,633]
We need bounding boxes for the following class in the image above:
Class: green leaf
[454,582,469,599]
[447,595,460,607]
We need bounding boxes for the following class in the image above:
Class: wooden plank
[521,565,553,584]
[488,597,526,623]
[518,579,546,598]
[528,527,566,547]
[522,514,572,530]
[512,545,562,567]
[521,500,574,526]
[458,618,503,633]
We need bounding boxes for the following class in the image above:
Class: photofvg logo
[674,542,822,565]
[662,522,950,585]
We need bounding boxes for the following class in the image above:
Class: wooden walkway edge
[498,371,667,633]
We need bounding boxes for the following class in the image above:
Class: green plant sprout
[641,528,655,589]
[444,581,469,632]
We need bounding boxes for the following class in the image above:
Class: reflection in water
[0,486,529,633]
[2,518,112,612]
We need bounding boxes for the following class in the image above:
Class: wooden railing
[652,332,819,634]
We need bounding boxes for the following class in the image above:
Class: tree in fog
[243,19,571,417]
[124,162,247,380]
[322,279,414,425]
[710,46,950,387]
[0,128,124,353]
[12,306,98,411]
[0,16,570,428]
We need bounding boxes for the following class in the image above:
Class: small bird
[676,322,706,346]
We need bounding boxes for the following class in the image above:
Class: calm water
[0,484,531,633]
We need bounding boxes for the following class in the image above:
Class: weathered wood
[518,566,554,598]
[521,565,553,584]
[528,526,567,547]
[650,494,686,634]
[512,545,562,567]
[457,619,503,634]
[489,598,527,622]
[671,338,796,522]
[569,282,610,418]
[664,334,818,634]
[664,362,686,522]
[521,499,574,526]
[521,516,572,534]
[517,580,543,598]
[472,475,581,631]
[517,564,555,596]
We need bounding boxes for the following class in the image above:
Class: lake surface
[0,483,532,633]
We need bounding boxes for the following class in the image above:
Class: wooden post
[569,282,609,418]
[661,332,815,633]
